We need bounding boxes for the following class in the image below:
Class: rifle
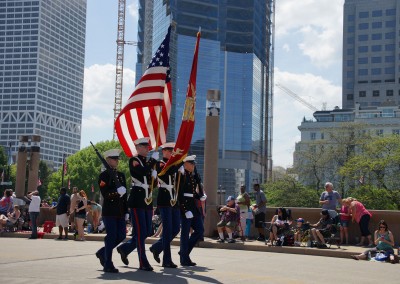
[90,141,122,188]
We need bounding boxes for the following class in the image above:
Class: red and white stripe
[115,81,172,157]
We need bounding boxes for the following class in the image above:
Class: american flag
[63,160,67,176]
[115,26,172,157]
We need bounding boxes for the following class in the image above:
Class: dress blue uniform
[149,155,181,268]
[119,152,157,271]
[178,156,205,266]
[95,149,127,273]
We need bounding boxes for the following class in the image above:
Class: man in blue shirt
[52,187,70,240]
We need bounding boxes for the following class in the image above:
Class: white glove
[151,151,159,160]
[117,186,127,197]
[200,194,207,201]
[151,169,158,179]
[125,213,130,221]
[178,166,185,175]
[185,211,193,219]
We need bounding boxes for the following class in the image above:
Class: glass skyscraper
[136,0,274,196]
[343,0,400,109]
[0,0,86,168]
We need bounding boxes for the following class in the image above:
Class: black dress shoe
[149,246,160,263]
[95,251,105,267]
[103,267,119,273]
[162,262,178,268]
[28,236,37,239]
[116,246,129,265]
[181,261,196,266]
[139,266,154,271]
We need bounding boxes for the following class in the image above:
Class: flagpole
[61,153,66,188]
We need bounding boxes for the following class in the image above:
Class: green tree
[346,185,399,210]
[264,175,319,208]
[47,140,130,201]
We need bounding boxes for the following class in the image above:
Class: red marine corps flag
[159,29,201,176]
[115,26,172,157]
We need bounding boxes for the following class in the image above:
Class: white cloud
[282,43,290,52]
[81,64,135,148]
[275,0,344,68]
[273,68,341,168]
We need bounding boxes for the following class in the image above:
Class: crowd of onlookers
[214,181,398,263]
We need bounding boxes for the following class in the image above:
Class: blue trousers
[29,212,39,238]
[131,208,151,268]
[97,216,126,269]
[180,212,204,264]
[151,207,180,265]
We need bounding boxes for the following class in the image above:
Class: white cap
[134,137,150,145]
[160,142,175,149]
[183,155,196,163]
[104,149,121,159]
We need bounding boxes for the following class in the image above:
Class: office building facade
[0,0,86,168]
[136,0,274,197]
[343,0,400,109]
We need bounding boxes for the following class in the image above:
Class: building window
[385,32,395,39]
[359,11,369,18]
[358,69,368,76]
[371,33,382,40]
[310,133,316,140]
[376,129,383,136]
[372,10,382,17]
[386,90,393,96]
[321,133,324,140]
[385,20,395,28]
[347,26,355,33]
[385,67,395,74]
[358,34,368,41]
[385,44,395,51]
[358,57,368,64]
[359,91,366,97]
[371,57,381,63]
[385,56,394,63]
[347,60,354,67]
[347,71,354,78]
[347,14,355,21]
[347,94,354,100]
[347,48,354,55]
[392,129,400,135]
[347,37,354,44]
[358,46,368,53]
[358,23,369,30]
[386,9,396,16]
[373,90,380,97]
[371,68,381,75]
[371,45,382,52]
[372,22,382,29]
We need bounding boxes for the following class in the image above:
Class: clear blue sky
[82,0,345,168]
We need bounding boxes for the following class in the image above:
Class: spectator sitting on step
[217,196,240,243]
[0,205,21,231]
[310,209,333,248]
[266,207,289,246]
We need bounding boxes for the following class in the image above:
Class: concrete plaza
[0,237,398,284]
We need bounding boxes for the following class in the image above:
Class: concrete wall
[249,207,400,245]
[38,207,400,245]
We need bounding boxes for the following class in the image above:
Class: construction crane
[275,83,318,112]
[113,0,137,139]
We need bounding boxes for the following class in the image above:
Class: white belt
[184,193,193,197]
[158,176,175,201]
[132,177,150,199]
[131,177,149,190]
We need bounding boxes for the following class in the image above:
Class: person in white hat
[117,137,158,271]
[95,148,128,273]
[148,142,181,268]
[178,155,207,266]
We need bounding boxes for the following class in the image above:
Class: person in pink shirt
[343,197,373,247]
[339,202,351,245]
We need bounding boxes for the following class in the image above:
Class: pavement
[1,229,369,260]
[0,237,399,284]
